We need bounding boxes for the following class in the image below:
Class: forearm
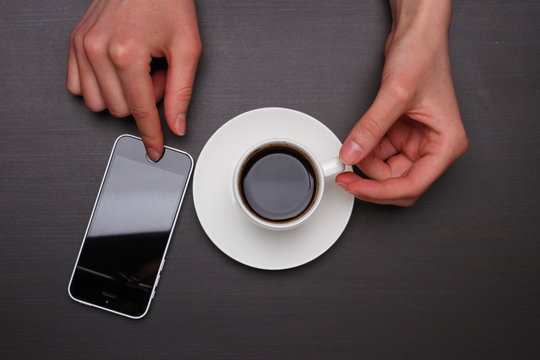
[389,0,452,39]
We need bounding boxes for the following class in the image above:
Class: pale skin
[337,0,468,206]
[67,0,201,161]
[67,0,468,206]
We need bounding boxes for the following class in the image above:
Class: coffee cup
[232,138,345,230]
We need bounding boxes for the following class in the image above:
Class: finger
[74,39,107,112]
[66,44,81,95]
[372,136,398,160]
[163,40,201,136]
[359,152,413,181]
[69,4,107,111]
[151,68,167,103]
[112,44,163,160]
[340,82,410,165]
[335,172,408,205]
[97,67,130,118]
[337,174,414,206]
[335,171,361,187]
[84,35,130,117]
[344,178,417,206]
[384,153,415,177]
[347,153,450,205]
[356,154,392,181]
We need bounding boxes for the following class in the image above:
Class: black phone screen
[69,135,192,318]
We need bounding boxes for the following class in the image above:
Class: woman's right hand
[67,0,202,160]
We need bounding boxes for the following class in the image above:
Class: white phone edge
[67,134,194,319]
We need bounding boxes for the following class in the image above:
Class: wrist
[390,0,452,40]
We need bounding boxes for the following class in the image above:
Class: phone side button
[155,274,161,287]
[151,290,155,299]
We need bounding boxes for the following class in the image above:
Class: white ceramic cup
[232,138,345,230]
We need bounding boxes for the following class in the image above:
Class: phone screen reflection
[70,155,186,317]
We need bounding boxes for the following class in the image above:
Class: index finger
[113,47,163,161]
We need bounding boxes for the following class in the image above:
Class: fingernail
[341,139,363,165]
[147,148,161,161]
[176,114,186,136]
[336,182,348,190]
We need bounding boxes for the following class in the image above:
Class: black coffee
[240,146,317,222]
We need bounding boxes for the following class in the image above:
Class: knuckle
[83,32,108,60]
[407,187,424,201]
[84,98,106,112]
[71,31,85,52]
[387,79,412,105]
[129,104,152,120]
[173,34,202,60]
[401,180,425,203]
[448,127,470,159]
[457,132,470,157]
[173,86,193,103]
[108,39,140,68]
[184,39,202,59]
[109,107,130,118]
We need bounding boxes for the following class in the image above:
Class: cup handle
[321,157,345,178]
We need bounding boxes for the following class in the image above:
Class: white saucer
[193,108,354,270]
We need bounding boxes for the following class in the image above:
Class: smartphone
[68,134,193,319]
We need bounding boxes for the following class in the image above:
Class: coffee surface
[240,146,316,222]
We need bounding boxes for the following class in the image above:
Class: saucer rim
[192,107,354,270]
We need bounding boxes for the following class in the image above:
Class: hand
[67,0,202,161]
[337,0,468,206]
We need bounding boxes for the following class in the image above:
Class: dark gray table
[1,1,539,359]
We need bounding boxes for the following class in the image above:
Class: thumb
[340,83,410,165]
[163,43,201,136]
